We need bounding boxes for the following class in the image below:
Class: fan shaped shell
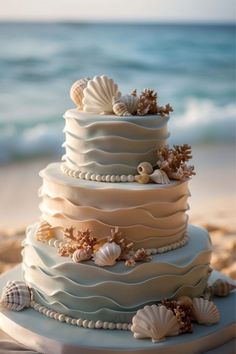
[149,169,171,184]
[120,94,138,114]
[0,280,31,311]
[93,242,121,266]
[192,298,220,325]
[83,75,121,114]
[70,78,90,109]
[131,304,179,342]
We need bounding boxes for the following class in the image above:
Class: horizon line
[0,19,235,26]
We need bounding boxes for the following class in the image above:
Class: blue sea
[0,22,235,163]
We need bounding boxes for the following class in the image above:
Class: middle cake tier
[39,163,190,249]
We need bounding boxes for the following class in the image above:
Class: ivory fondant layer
[63,109,169,175]
[22,224,212,323]
[39,163,190,248]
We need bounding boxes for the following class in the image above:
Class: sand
[0,144,235,279]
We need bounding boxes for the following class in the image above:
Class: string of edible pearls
[30,300,131,331]
[46,233,189,255]
[61,164,135,183]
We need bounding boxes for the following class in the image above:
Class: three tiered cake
[1,75,235,350]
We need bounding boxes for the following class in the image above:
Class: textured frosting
[39,163,190,249]
[63,109,169,176]
[22,224,212,323]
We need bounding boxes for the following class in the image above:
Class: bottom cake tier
[22,224,212,323]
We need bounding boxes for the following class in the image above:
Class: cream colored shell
[72,248,92,263]
[137,162,153,175]
[70,78,90,109]
[192,298,220,325]
[131,304,179,342]
[35,220,54,241]
[149,169,171,184]
[0,280,31,311]
[112,96,132,116]
[120,94,138,114]
[83,75,121,114]
[211,279,236,297]
[93,242,121,266]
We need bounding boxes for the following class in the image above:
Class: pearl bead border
[30,300,131,331]
[46,232,189,256]
[61,163,135,183]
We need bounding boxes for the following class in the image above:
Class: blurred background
[0,0,235,278]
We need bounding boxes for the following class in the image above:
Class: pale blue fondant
[22,224,212,322]
[63,110,170,175]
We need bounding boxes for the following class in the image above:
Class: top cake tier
[62,109,169,176]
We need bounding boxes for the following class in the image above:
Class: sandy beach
[0,143,235,279]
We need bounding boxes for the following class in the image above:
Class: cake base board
[0,265,235,354]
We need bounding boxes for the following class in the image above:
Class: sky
[0,0,235,23]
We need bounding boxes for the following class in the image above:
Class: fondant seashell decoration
[131,304,179,342]
[72,248,92,263]
[211,279,236,297]
[135,174,150,184]
[149,169,171,184]
[112,96,132,116]
[137,162,153,175]
[192,298,220,325]
[83,75,121,114]
[120,94,138,114]
[70,78,90,109]
[93,242,121,266]
[35,220,54,241]
[0,280,31,311]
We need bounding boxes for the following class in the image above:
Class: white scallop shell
[72,248,92,263]
[83,75,121,114]
[70,78,90,109]
[112,96,131,116]
[149,169,171,184]
[0,280,31,311]
[192,298,220,325]
[93,242,121,266]
[131,304,179,342]
[120,94,138,114]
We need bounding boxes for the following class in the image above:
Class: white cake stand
[0,265,235,354]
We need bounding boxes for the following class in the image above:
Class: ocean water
[0,22,235,163]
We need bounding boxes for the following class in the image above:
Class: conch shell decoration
[112,96,132,116]
[131,304,179,342]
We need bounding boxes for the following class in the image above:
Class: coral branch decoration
[58,227,96,260]
[156,144,196,181]
[137,89,158,115]
[161,299,193,334]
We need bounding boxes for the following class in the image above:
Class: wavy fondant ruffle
[22,223,212,322]
[63,109,169,175]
